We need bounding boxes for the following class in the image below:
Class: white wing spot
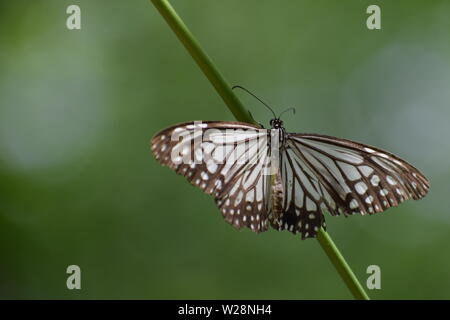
[161,144,167,152]
[364,147,375,153]
[230,209,234,215]
[201,172,209,180]
[370,175,380,186]
[207,161,218,174]
[355,182,368,195]
[365,195,374,204]
[380,189,388,196]
[350,199,358,209]
[368,207,374,213]
[308,213,315,219]
[386,176,397,185]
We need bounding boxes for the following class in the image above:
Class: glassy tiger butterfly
[151,87,429,239]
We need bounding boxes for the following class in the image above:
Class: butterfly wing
[151,121,271,233]
[272,145,328,239]
[276,133,430,239]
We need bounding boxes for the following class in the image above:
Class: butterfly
[151,87,430,239]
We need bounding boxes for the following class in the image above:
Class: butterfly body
[151,119,429,239]
[269,167,284,224]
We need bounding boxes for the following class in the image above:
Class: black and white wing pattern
[274,133,430,239]
[152,120,430,240]
[151,121,272,233]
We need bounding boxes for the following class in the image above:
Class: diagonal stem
[150,0,250,122]
[150,0,370,300]
[316,227,369,299]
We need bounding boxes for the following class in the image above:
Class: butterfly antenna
[278,107,296,118]
[232,85,277,119]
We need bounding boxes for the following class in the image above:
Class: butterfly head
[231,85,295,130]
[270,118,284,129]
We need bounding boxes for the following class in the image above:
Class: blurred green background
[0,0,449,299]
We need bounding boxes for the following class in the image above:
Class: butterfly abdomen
[270,169,284,221]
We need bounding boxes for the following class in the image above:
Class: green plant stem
[317,227,369,300]
[151,0,250,122]
[150,0,370,300]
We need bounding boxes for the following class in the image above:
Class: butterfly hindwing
[272,145,328,239]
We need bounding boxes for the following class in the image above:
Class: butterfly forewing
[286,134,429,214]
